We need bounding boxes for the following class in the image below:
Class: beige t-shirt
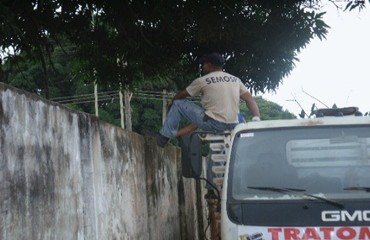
[186,71,248,123]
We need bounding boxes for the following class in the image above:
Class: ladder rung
[199,133,228,141]
[212,166,226,174]
[209,142,225,152]
[213,178,224,186]
[210,154,226,162]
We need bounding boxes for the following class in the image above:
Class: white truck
[181,107,370,240]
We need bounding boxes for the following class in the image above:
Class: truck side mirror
[181,132,202,178]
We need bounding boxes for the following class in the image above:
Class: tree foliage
[1,38,298,136]
[344,0,368,11]
[1,0,332,95]
[241,97,296,120]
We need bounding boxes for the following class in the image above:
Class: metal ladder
[199,132,230,190]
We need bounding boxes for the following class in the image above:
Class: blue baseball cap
[197,53,225,67]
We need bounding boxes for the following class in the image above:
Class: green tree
[2,36,104,115]
[344,0,368,11]
[241,96,296,120]
[2,37,78,98]
[1,0,331,94]
[132,98,163,134]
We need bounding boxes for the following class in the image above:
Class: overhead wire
[51,90,201,105]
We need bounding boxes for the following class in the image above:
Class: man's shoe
[156,133,169,148]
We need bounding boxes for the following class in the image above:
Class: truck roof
[235,115,370,132]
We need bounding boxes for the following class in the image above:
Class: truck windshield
[230,125,370,201]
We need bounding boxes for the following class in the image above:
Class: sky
[261,3,370,117]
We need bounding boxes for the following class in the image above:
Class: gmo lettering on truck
[322,210,370,222]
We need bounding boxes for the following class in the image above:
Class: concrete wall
[0,83,202,240]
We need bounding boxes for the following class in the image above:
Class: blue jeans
[160,99,237,138]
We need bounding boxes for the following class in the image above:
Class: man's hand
[252,116,261,121]
[167,101,173,113]
[167,89,190,113]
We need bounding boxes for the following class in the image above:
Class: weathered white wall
[0,83,201,240]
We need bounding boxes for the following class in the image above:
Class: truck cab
[181,107,370,240]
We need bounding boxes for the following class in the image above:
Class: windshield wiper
[248,186,344,209]
[248,186,306,192]
[344,187,370,192]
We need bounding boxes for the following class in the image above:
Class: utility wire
[51,90,200,105]
[302,89,330,108]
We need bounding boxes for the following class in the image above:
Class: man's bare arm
[168,89,190,109]
[172,89,190,101]
[240,92,261,120]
